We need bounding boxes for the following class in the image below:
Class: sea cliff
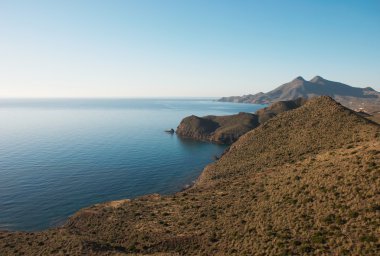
[176,112,259,144]
[176,98,306,144]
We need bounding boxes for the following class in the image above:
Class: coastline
[1,97,379,255]
[54,96,377,225]
[1,96,376,232]
[1,98,256,232]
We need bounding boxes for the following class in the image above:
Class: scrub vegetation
[1,97,379,255]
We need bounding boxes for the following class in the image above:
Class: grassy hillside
[176,98,306,144]
[1,96,379,255]
[367,113,380,124]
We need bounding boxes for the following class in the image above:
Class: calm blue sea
[0,99,262,231]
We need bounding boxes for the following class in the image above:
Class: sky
[0,0,379,98]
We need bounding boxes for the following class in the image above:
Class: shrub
[360,235,377,243]
[311,232,327,244]
[349,211,359,218]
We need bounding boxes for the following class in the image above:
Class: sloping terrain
[0,96,379,255]
[218,76,380,113]
[367,113,380,124]
[176,98,306,144]
[176,112,259,144]
[255,97,306,123]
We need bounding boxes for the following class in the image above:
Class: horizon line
[0,96,221,100]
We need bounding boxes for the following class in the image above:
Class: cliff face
[1,97,379,256]
[177,98,306,144]
[176,112,259,144]
[176,115,221,141]
[218,76,380,113]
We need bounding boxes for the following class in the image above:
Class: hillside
[0,97,379,255]
[367,113,380,124]
[218,76,380,113]
[177,98,306,144]
[255,97,306,123]
[176,112,259,144]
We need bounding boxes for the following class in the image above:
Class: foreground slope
[368,112,380,124]
[218,76,380,113]
[1,97,379,255]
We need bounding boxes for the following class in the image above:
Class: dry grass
[367,113,380,124]
[0,97,379,255]
[176,98,305,144]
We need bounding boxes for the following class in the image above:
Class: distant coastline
[218,76,380,114]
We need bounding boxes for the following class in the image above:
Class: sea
[0,98,263,231]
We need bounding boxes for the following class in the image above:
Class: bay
[0,98,262,231]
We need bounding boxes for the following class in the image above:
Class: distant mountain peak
[310,75,325,83]
[218,75,380,113]
[365,87,375,91]
[293,76,305,82]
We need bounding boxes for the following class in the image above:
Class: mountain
[176,98,306,144]
[218,76,380,113]
[1,97,379,255]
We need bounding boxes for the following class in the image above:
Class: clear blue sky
[0,0,379,98]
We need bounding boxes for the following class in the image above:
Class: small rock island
[164,128,175,134]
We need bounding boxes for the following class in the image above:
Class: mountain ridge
[218,76,380,113]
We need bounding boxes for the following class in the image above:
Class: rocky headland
[176,112,259,144]
[176,98,306,143]
[1,96,379,255]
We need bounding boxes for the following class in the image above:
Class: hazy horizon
[1,0,379,98]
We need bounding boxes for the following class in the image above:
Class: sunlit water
[0,99,262,231]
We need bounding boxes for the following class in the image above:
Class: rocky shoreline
[1,96,379,255]
[176,98,306,144]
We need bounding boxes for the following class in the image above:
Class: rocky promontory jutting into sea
[176,98,306,144]
[1,96,379,255]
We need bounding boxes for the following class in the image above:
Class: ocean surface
[0,99,263,231]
